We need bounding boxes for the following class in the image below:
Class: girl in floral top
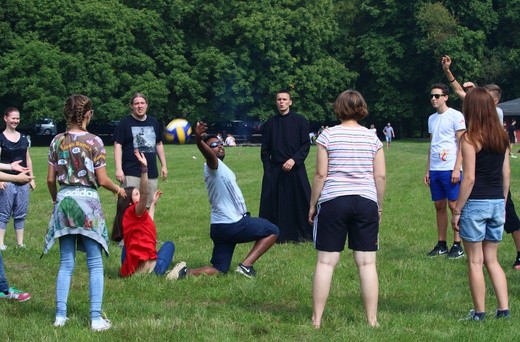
[44,94,125,331]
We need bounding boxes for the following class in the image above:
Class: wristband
[453,209,461,215]
[141,166,148,174]
[449,78,456,83]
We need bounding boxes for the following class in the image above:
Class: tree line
[1,0,519,137]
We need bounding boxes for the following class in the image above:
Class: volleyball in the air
[165,118,192,144]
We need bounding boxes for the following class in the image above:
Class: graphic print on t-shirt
[132,126,156,153]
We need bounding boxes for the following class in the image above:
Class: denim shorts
[459,199,505,242]
[429,170,461,201]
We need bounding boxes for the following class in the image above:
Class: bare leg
[15,229,24,246]
[187,266,220,277]
[463,241,485,312]
[312,251,340,329]
[0,229,5,246]
[354,251,379,327]
[241,234,277,266]
[511,230,520,251]
[483,241,508,310]
[434,199,448,241]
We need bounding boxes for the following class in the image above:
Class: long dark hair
[111,187,136,242]
[462,87,509,153]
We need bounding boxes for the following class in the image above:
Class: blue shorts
[385,136,392,143]
[430,170,461,201]
[313,195,379,252]
[459,199,505,242]
[210,214,279,273]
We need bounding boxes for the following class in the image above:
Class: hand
[451,169,461,184]
[134,149,148,167]
[282,158,295,172]
[160,165,168,181]
[195,122,208,138]
[462,81,475,90]
[308,206,316,225]
[0,182,5,190]
[10,160,29,173]
[115,169,125,183]
[441,55,452,71]
[423,172,430,186]
[29,179,36,190]
[152,190,162,204]
[13,170,33,185]
[451,214,460,232]
[117,187,127,199]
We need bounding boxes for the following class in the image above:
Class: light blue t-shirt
[204,159,247,224]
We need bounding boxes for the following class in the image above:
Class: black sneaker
[427,244,448,256]
[495,309,510,319]
[447,244,465,259]
[236,263,256,278]
[459,309,485,322]
[166,262,187,280]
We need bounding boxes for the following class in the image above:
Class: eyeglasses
[430,94,445,99]
[209,141,224,148]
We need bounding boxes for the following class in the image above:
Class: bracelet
[114,185,120,195]
[453,209,461,215]
[449,78,456,83]
[141,166,148,174]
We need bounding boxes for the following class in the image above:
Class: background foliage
[1,0,520,136]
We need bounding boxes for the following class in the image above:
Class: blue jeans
[0,251,9,293]
[56,235,104,320]
[121,241,175,275]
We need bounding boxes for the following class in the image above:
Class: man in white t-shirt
[424,83,466,259]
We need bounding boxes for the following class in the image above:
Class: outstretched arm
[441,55,466,101]
[195,122,218,170]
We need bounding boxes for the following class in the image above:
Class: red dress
[120,203,157,277]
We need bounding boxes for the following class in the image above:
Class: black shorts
[505,190,520,234]
[314,195,379,252]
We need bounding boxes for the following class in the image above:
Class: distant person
[442,55,520,269]
[382,123,395,149]
[225,133,236,147]
[260,90,312,242]
[114,93,167,208]
[424,83,465,259]
[217,133,223,143]
[0,170,33,302]
[309,90,386,328]
[508,120,517,159]
[0,107,35,250]
[112,150,175,277]
[168,122,278,280]
[451,88,510,321]
[369,124,377,135]
[44,95,126,331]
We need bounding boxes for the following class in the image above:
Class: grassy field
[1,140,520,341]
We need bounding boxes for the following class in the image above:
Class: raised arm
[133,149,149,217]
[441,55,466,101]
[195,122,218,170]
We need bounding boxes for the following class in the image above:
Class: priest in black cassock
[259,90,312,243]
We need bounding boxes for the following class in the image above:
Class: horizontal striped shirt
[316,125,382,205]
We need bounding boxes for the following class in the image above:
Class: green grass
[1,140,520,341]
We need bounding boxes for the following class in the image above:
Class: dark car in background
[88,120,119,145]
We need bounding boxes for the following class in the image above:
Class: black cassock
[260,111,312,243]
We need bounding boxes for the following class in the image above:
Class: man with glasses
[168,122,279,280]
[424,83,466,259]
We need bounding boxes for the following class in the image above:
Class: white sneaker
[91,318,112,332]
[54,316,68,327]
[0,245,7,251]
